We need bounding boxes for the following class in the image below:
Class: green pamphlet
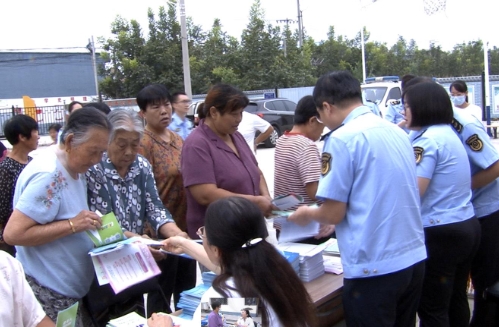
[86,211,125,247]
[56,302,79,327]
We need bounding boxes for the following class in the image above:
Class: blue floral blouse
[86,153,174,236]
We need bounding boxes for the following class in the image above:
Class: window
[264,101,276,111]
[245,104,258,113]
[271,100,286,112]
[386,87,401,102]
[283,100,297,112]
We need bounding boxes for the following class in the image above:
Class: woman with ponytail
[162,197,315,327]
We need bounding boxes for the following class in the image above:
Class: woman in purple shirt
[181,84,274,238]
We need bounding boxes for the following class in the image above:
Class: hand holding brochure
[272,194,304,210]
[86,211,125,247]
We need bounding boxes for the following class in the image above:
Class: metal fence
[0,105,65,137]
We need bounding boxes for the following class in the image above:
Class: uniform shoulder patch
[321,153,332,176]
[451,118,463,133]
[466,134,483,151]
[413,146,424,164]
[390,100,401,105]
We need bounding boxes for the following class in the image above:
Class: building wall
[0,52,100,102]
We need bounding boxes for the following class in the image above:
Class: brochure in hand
[86,211,161,294]
[85,211,125,247]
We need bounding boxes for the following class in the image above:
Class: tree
[99,16,149,98]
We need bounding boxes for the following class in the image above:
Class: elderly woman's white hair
[107,109,145,143]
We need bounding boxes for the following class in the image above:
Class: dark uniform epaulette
[320,124,345,141]
[390,100,401,105]
[451,118,463,133]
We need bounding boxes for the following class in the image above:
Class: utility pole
[276,18,296,57]
[87,36,100,100]
[297,0,303,48]
[179,0,192,98]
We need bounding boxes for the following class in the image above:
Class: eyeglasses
[196,226,206,239]
[315,116,324,124]
[176,100,192,105]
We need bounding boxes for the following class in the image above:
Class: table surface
[304,272,344,307]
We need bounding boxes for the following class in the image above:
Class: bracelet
[68,219,76,233]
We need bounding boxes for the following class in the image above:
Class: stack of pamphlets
[202,271,217,286]
[277,242,325,282]
[177,284,211,320]
[281,251,300,276]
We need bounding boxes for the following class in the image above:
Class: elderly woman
[85,109,187,317]
[3,107,111,326]
[181,84,274,239]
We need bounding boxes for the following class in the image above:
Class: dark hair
[136,84,172,111]
[403,82,453,127]
[198,84,248,120]
[241,308,252,318]
[3,114,38,145]
[450,80,469,102]
[67,101,82,113]
[84,102,111,115]
[401,74,416,90]
[171,91,187,103]
[60,107,111,146]
[403,76,434,90]
[211,300,222,310]
[294,95,319,125]
[313,70,362,109]
[48,123,62,132]
[206,197,315,327]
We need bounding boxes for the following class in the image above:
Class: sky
[0,0,496,52]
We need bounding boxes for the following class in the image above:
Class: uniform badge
[413,146,424,164]
[321,153,332,175]
[390,100,401,105]
[451,118,463,133]
[466,134,483,151]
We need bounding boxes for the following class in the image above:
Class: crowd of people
[0,71,497,327]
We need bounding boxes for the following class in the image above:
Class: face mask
[451,95,466,106]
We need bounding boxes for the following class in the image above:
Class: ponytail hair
[205,197,316,327]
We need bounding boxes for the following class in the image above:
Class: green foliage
[98,0,499,99]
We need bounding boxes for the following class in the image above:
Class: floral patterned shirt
[0,156,32,242]
[139,130,188,232]
[86,152,174,236]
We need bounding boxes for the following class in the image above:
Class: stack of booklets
[202,271,217,285]
[281,251,300,276]
[277,242,325,282]
[177,283,211,320]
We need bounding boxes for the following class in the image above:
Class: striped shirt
[274,132,321,210]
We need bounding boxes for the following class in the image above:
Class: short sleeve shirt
[181,119,261,238]
[168,113,193,140]
[0,251,46,327]
[451,109,499,218]
[410,124,475,227]
[14,151,94,298]
[139,130,187,231]
[238,111,271,154]
[274,133,320,209]
[0,156,32,242]
[86,153,174,236]
[317,106,426,279]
